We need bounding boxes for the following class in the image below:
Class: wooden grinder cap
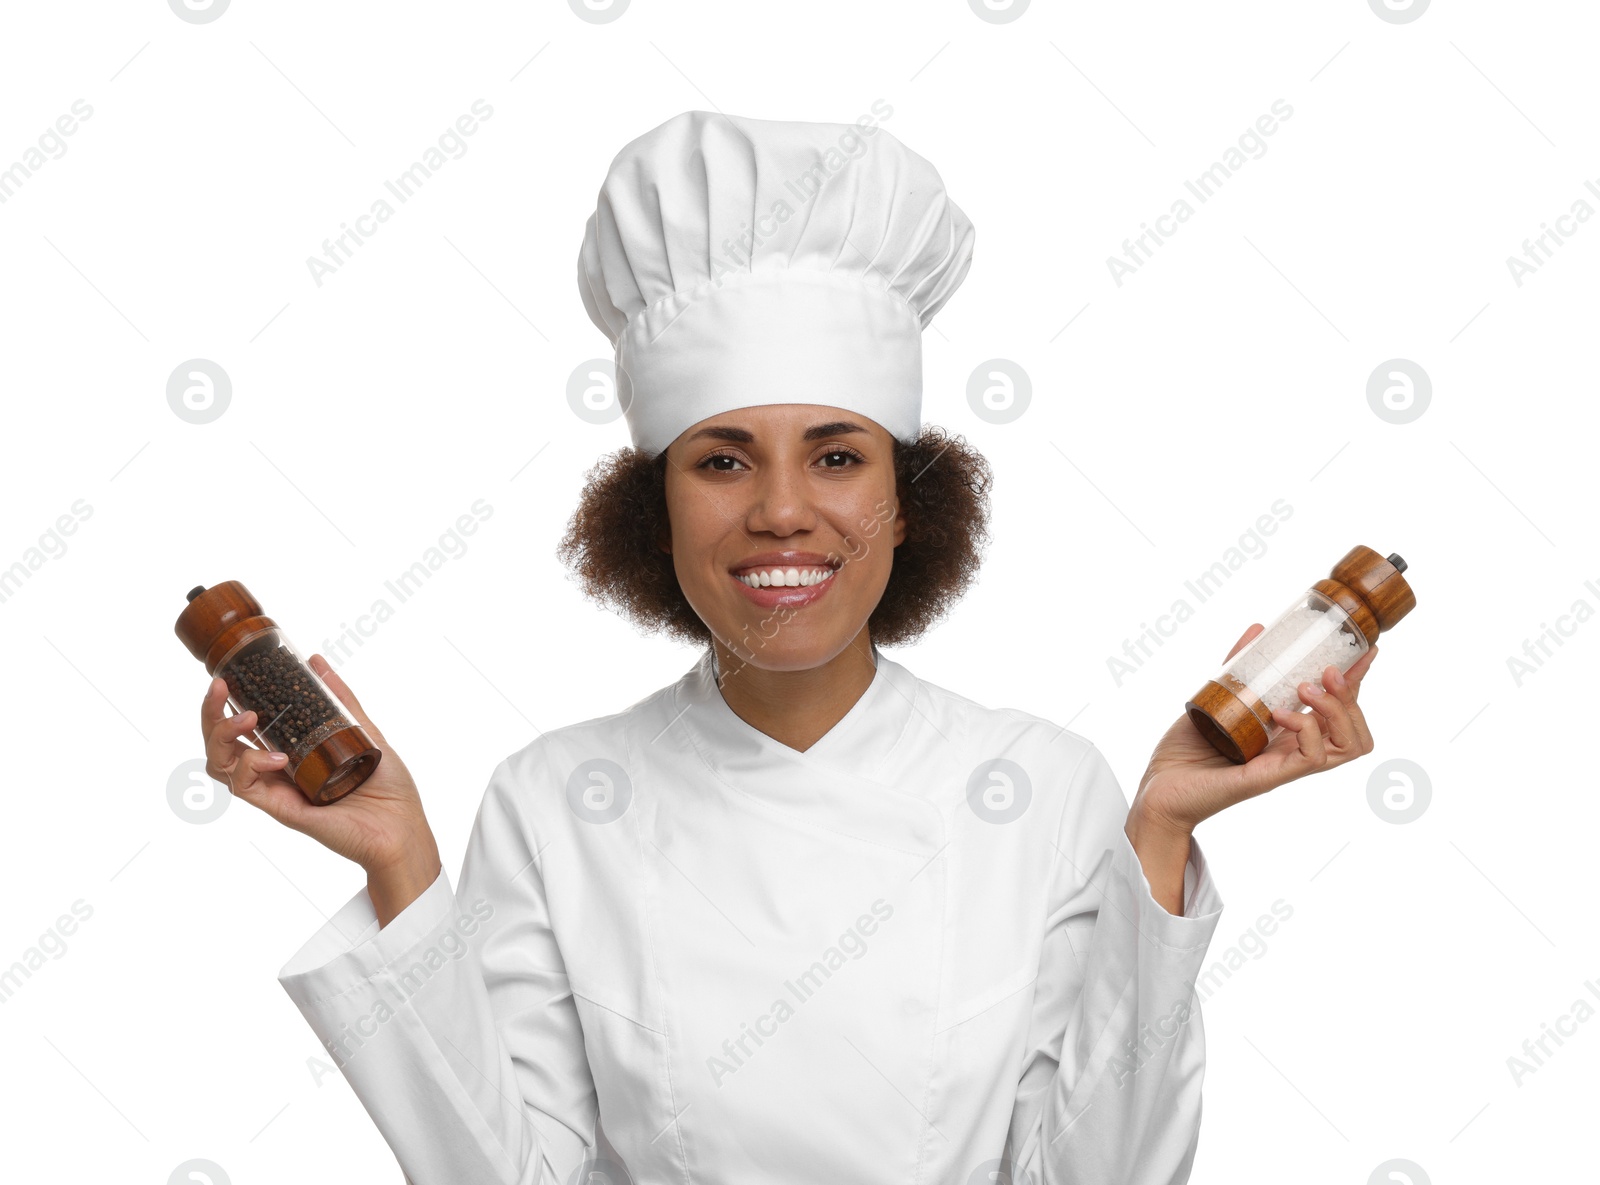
[174,580,276,673]
[1318,545,1416,645]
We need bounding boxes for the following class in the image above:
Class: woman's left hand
[1129,624,1381,834]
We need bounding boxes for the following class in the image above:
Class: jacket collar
[662,641,943,853]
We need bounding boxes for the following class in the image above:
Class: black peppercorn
[220,640,353,764]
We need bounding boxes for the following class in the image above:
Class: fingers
[1298,676,1358,753]
[307,654,387,747]
[1270,702,1328,766]
[1280,658,1377,765]
[1321,662,1375,754]
[1224,624,1265,663]
[1343,644,1379,689]
[227,750,318,831]
[204,701,258,782]
[233,745,289,784]
[199,675,235,748]
[197,670,327,834]
[216,713,282,777]
[207,707,308,826]
[1250,646,1382,789]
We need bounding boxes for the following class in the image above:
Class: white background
[1,0,1594,1181]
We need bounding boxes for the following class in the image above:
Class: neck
[710,628,878,753]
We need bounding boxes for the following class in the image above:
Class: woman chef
[198,111,1380,1185]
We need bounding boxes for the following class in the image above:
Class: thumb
[308,653,388,747]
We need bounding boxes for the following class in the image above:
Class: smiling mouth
[731,563,839,590]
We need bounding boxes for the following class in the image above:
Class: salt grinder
[1185,545,1416,764]
[175,581,381,804]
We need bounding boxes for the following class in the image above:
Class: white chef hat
[577,110,976,456]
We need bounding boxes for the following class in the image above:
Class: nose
[744,459,818,536]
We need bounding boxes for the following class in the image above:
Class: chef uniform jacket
[279,642,1226,1184]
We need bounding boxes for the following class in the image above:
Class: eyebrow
[683,420,868,445]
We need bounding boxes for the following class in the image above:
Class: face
[659,403,906,672]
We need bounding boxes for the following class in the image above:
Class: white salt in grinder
[1185,545,1416,763]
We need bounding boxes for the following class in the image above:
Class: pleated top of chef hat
[577,110,976,456]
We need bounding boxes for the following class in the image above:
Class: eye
[694,450,748,472]
[817,447,866,468]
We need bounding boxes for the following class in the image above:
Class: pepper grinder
[176,581,381,804]
[1185,545,1416,764]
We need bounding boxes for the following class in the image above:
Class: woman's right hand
[200,653,439,882]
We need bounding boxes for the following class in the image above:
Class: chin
[706,611,867,672]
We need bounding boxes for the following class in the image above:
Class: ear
[655,522,672,556]
[892,495,907,549]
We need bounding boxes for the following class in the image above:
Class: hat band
[617,268,923,455]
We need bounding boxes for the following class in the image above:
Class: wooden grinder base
[294,725,382,805]
[1186,678,1272,765]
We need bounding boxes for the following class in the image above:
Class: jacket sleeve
[1007,742,1226,1184]
[277,754,597,1185]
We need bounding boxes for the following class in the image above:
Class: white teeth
[735,565,835,589]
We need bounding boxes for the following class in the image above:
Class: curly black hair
[555,427,994,648]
